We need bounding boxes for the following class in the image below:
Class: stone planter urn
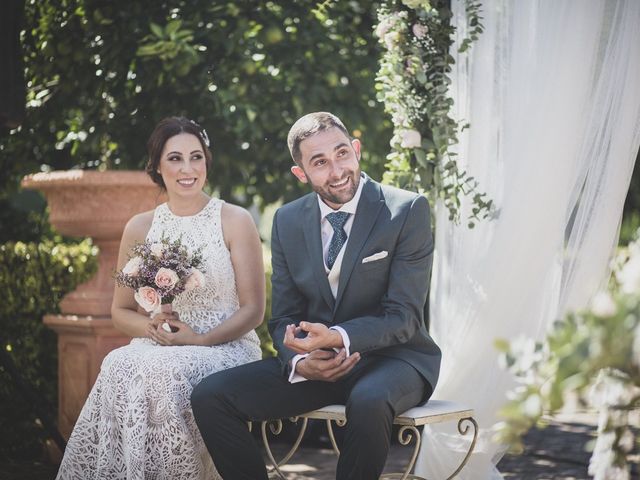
[21,170,165,440]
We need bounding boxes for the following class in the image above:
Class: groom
[191,112,441,480]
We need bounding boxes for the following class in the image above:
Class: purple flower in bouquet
[115,237,205,315]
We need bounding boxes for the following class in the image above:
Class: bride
[56,117,265,479]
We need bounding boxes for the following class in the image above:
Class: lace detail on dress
[57,198,262,480]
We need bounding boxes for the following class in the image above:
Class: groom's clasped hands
[284,321,361,382]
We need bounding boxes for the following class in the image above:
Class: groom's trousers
[191,354,431,480]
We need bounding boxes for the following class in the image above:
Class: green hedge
[257,265,276,358]
[0,237,276,460]
[0,239,98,460]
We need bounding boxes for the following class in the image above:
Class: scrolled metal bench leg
[380,425,426,480]
[326,417,346,455]
[261,417,309,480]
[260,413,478,480]
[380,416,479,480]
[444,416,479,480]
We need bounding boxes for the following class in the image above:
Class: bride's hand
[147,319,202,346]
[149,310,180,330]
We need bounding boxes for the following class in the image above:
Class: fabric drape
[416,1,640,478]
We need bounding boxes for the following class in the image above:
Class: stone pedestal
[43,315,128,439]
[22,170,166,439]
[22,170,165,316]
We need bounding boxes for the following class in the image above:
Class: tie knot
[326,211,350,230]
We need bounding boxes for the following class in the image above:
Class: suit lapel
[302,195,335,310]
[334,179,384,311]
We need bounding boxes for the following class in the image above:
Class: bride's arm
[111,212,156,337]
[195,204,266,346]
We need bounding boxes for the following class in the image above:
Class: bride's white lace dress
[57,198,262,480]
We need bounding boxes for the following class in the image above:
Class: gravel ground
[258,411,637,480]
[3,411,638,479]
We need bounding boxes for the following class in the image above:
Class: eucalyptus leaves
[375,0,491,227]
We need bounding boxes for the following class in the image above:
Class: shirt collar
[317,173,366,219]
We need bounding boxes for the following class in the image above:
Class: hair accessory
[189,119,211,148]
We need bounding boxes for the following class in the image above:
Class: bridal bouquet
[115,237,205,330]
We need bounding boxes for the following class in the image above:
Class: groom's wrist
[328,329,344,349]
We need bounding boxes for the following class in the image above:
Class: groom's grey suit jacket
[268,175,442,391]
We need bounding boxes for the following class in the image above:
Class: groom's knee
[191,373,227,420]
[345,388,395,437]
[190,379,208,420]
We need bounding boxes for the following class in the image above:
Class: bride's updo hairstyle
[146,116,213,189]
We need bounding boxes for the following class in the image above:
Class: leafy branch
[496,236,640,479]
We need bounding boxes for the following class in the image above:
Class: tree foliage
[1,0,392,207]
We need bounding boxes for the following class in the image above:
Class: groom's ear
[351,138,362,161]
[290,165,308,184]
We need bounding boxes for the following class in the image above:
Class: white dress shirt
[289,176,366,383]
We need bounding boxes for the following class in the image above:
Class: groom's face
[291,128,361,210]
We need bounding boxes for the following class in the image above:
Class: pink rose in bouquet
[134,286,161,312]
[115,237,205,325]
[155,268,179,289]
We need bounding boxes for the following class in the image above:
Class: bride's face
[158,133,208,198]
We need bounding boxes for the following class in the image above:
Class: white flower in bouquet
[122,256,143,276]
[150,242,165,258]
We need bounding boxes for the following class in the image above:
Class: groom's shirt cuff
[288,354,309,383]
[330,326,351,356]
[287,327,351,384]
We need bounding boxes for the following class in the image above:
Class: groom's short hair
[287,112,351,164]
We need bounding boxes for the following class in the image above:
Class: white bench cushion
[298,399,474,427]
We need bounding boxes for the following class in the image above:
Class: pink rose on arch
[375,18,392,39]
[412,23,428,39]
[155,268,179,289]
[134,286,161,312]
[184,269,206,291]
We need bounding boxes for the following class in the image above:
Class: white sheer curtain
[416,1,640,478]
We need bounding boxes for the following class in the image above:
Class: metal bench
[260,399,478,480]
